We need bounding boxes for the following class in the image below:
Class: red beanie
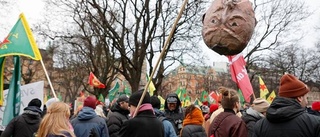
[210,104,219,114]
[84,96,97,109]
[278,74,309,98]
[312,101,320,111]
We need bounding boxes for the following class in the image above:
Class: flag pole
[133,0,189,117]
[40,59,57,99]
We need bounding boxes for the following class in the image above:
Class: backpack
[158,116,179,135]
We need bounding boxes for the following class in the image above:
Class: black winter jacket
[181,125,206,137]
[253,97,320,137]
[107,103,129,137]
[1,106,42,137]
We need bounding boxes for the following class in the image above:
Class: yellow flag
[184,96,191,107]
[259,76,269,99]
[146,74,156,96]
[267,90,276,103]
[158,95,165,110]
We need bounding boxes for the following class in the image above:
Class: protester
[204,104,219,135]
[180,104,206,137]
[164,93,184,135]
[253,74,320,137]
[36,102,76,137]
[1,98,42,137]
[208,87,247,137]
[119,90,164,137]
[71,96,109,137]
[107,94,130,137]
[242,98,269,137]
[150,96,177,137]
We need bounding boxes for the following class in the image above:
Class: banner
[0,81,44,131]
[227,54,253,102]
[88,72,105,88]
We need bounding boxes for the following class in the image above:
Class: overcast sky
[1,0,320,64]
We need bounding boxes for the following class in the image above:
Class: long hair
[219,87,239,110]
[37,102,76,137]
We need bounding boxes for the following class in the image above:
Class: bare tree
[246,0,311,71]
[39,0,208,97]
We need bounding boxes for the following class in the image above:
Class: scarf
[130,103,154,118]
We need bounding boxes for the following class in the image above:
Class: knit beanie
[45,98,59,107]
[279,74,309,98]
[129,90,150,107]
[150,96,161,109]
[84,96,97,109]
[252,98,270,113]
[312,101,320,111]
[28,98,42,108]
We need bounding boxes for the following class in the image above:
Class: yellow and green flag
[158,95,165,110]
[146,74,156,96]
[0,13,42,60]
[267,90,276,103]
[0,57,5,106]
[259,76,269,99]
[183,95,191,107]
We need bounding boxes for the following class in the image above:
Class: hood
[266,97,305,123]
[154,108,165,117]
[242,107,263,123]
[111,102,130,115]
[246,107,264,118]
[77,106,97,120]
[21,111,42,124]
[164,93,181,112]
[24,106,42,115]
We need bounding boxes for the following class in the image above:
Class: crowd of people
[1,73,320,137]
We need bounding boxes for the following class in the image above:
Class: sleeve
[107,114,121,136]
[1,117,16,137]
[163,120,177,137]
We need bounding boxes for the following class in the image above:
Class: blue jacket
[154,109,177,137]
[71,107,109,137]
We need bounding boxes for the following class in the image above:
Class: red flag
[209,91,221,104]
[88,72,105,88]
[227,54,253,102]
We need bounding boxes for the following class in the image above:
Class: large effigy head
[202,0,256,55]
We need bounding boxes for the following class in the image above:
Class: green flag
[238,89,245,106]
[58,92,62,101]
[175,87,181,96]
[2,56,21,126]
[98,94,104,102]
[123,85,131,96]
[0,57,6,106]
[108,81,120,102]
[200,90,209,103]
[0,13,42,60]
[179,88,187,101]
